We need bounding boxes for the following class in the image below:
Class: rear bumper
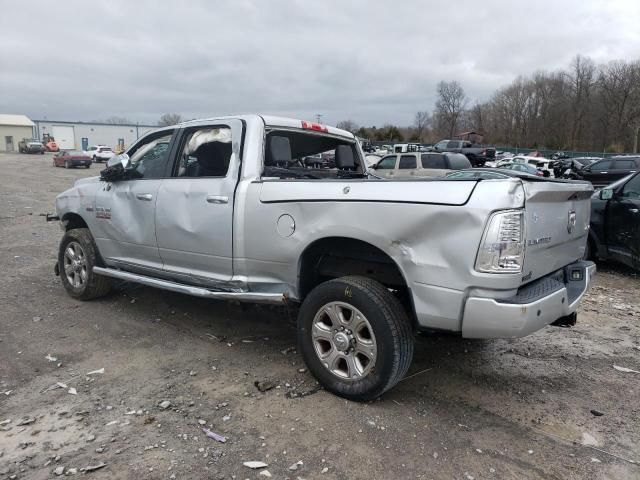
[461,260,596,338]
[70,159,92,166]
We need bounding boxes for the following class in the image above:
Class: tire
[52,159,56,167]
[58,228,112,300]
[85,164,90,169]
[298,276,414,401]
[93,156,98,163]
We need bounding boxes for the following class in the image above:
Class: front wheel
[298,276,414,401]
[58,228,112,300]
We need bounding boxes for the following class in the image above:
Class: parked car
[432,139,495,167]
[18,138,45,154]
[50,114,594,401]
[588,172,640,270]
[86,145,115,163]
[553,157,600,178]
[371,152,471,178]
[572,156,640,187]
[52,150,92,169]
[498,162,547,177]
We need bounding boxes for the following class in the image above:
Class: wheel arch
[61,212,89,231]
[297,236,415,323]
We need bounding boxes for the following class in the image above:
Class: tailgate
[522,180,593,282]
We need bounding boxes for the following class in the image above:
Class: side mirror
[107,153,130,169]
[600,189,613,200]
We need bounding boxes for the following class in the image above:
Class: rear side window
[591,161,611,171]
[446,154,471,170]
[421,154,446,169]
[376,155,397,169]
[613,160,636,170]
[399,155,417,169]
[446,141,460,149]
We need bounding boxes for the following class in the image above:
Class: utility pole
[634,125,640,154]
[315,114,323,124]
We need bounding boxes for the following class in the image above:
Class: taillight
[301,121,328,133]
[475,210,525,273]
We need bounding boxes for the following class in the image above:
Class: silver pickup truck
[53,115,595,401]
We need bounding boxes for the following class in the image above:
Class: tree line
[338,55,640,153]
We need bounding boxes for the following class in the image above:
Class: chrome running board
[93,267,286,304]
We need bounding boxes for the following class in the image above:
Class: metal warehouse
[0,114,36,152]
[33,120,157,152]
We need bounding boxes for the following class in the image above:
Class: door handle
[206,195,229,204]
[136,193,153,201]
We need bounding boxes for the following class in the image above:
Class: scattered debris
[321,467,329,473]
[590,409,604,417]
[105,421,119,426]
[81,462,107,473]
[16,417,36,426]
[198,419,206,425]
[203,428,226,443]
[158,400,172,409]
[259,470,272,477]
[281,346,296,355]
[33,316,42,322]
[591,458,602,463]
[87,368,105,375]
[189,370,197,376]
[45,354,58,362]
[68,387,77,395]
[613,365,640,374]
[222,415,231,422]
[582,432,598,446]
[143,416,155,425]
[0,419,11,426]
[286,384,322,399]
[289,460,303,471]
[54,466,65,476]
[254,380,277,392]
[243,461,268,469]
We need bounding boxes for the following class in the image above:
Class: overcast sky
[1,0,639,127]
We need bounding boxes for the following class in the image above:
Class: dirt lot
[1,152,639,480]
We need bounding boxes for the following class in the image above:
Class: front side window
[435,140,448,150]
[621,175,640,199]
[175,127,232,178]
[590,160,611,171]
[127,132,174,179]
[376,156,397,169]
[446,140,460,149]
[399,155,417,169]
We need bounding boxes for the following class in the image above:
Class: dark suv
[574,156,640,187]
[588,171,640,270]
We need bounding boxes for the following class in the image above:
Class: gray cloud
[1,0,639,126]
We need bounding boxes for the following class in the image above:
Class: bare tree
[566,55,596,149]
[336,120,359,133]
[435,81,468,138]
[103,116,133,125]
[413,111,430,142]
[158,113,183,127]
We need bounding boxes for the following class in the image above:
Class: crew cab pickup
[52,115,595,401]
[18,138,45,154]
[432,139,495,167]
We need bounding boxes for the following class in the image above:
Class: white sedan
[85,145,115,163]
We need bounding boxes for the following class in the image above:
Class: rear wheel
[298,276,414,401]
[58,228,112,300]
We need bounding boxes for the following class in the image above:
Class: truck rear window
[263,130,363,179]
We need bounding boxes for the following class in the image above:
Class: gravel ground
[1,152,639,480]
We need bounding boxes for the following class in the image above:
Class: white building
[0,114,36,152]
[33,120,157,151]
